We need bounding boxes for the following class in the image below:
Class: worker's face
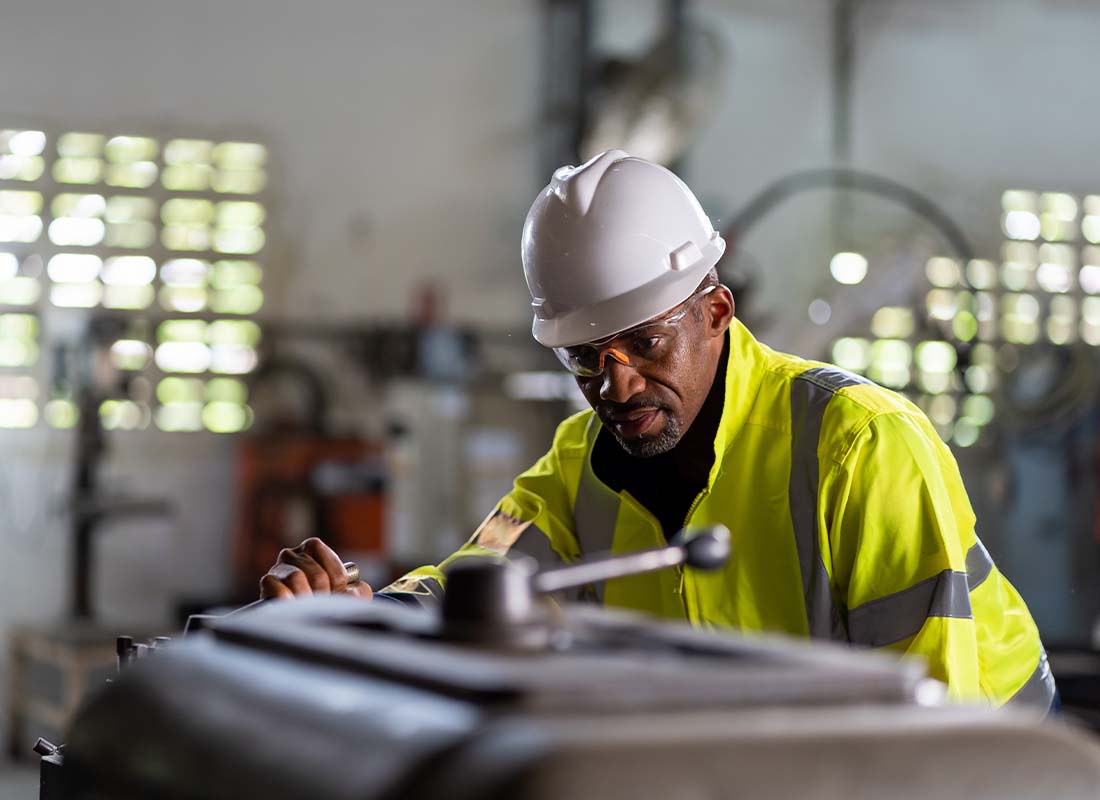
[576,286,734,457]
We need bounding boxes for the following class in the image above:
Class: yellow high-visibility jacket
[386,319,1054,710]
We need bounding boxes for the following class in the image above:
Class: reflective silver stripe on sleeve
[508,521,564,571]
[512,522,598,602]
[789,367,868,641]
[1007,649,1057,713]
[376,575,445,609]
[847,570,972,648]
[966,537,994,590]
[569,416,621,603]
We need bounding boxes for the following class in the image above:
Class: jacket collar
[710,318,768,482]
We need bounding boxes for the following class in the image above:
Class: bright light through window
[0,125,267,431]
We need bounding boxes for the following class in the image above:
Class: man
[263,149,1054,711]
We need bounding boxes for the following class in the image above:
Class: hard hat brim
[531,239,723,348]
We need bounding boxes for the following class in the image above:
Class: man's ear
[706,285,735,338]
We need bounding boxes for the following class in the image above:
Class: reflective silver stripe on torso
[847,570,972,647]
[1007,649,1057,714]
[789,367,868,641]
[570,415,621,603]
[846,540,998,648]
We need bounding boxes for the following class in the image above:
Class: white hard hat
[521,149,725,348]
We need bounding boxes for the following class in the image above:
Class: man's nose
[599,359,644,403]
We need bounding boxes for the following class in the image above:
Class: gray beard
[608,413,683,458]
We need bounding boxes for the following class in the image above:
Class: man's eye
[631,336,662,355]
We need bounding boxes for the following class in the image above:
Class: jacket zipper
[677,489,709,621]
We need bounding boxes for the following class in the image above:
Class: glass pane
[162,164,212,192]
[161,259,209,287]
[158,286,207,312]
[162,199,214,224]
[157,319,207,343]
[106,162,158,188]
[0,190,43,243]
[831,337,870,372]
[47,254,102,282]
[1,191,43,216]
[213,227,264,254]
[211,260,261,288]
[203,401,251,432]
[212,142,266,168]
[206,377,247,403]
[44,399,79,429]
[155,341,211,372]
[53,157,104,185]
[49,218,106,246]
[164,139,212,165]
[209,345,258,374]
[57,133,104,157]
[102,256,156,286]
[51,194,107,244]
[0,155,45,181]
[103,284,154,310]
[157,377,204,403]
[210,285,263,314]
[163,139,213,191]
[0,130,46,156]
[1040,192,1077,220]
[52,193,106,218]
[109,336,152,369]
[105,196,157,223]
[216,201,265,227]
[156,403,203,432]
[870,307,914,339]
[105,196,158,248]
[99,399,150,431]
[105,221,156,249]
[161,225,211,251]
[104,136,159,163]
[161,199,213,251]
[50,282,103,308]
[965,259,997,289]
[207,319,261,346]
[0,313,38,367]
[211,169,267,194]
[926,258,961,288]
[0,277,41,306]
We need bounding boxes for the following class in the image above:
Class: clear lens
[554,345,600,377]
[551,285,717,377]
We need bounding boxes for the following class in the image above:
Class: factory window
[829,188,1100,448]
[0,126,267,432]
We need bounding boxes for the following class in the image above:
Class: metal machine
[39,529,1100,799]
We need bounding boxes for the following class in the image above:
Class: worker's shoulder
[758,347,927,456]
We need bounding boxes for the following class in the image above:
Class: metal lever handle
[532,525,730,595]
[234,561,361,614]
[182,561,362,636]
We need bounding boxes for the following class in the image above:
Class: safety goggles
[553,286,716,378]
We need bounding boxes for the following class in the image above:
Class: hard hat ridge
[548,149,629,216]
[522,149,725,348]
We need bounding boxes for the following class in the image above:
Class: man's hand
[259,538,374,600]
